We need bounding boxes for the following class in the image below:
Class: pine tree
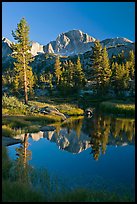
[59,60,74,93]
[111,62,120,94]
[128,50,135,80]
[11,18,34,104]
[48,73,53,90]
[100,46,112,93]
[116,50,125,64]
[91,40,103,94]
[54,56,62,86]
[92,41,111,95]
[111,62,129,95]
[73,56,85,89]
[68,60,75,87]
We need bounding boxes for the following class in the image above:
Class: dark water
[7,113,135,196]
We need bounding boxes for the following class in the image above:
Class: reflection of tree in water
[82,113,135,161]
[62,118,83,137]
[111,118,135,142]
[15,133,32,183]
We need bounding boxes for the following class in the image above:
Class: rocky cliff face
[2,30,135,75]
[2,30,134,58]
[2,37,13,58]
[2,37,44,57]
[31,42,44,56]
[101,37,133,48]
[43,30,96,56]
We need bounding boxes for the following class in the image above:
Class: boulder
[85,108,94,118]
[39,106,67,120]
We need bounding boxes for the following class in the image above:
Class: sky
[2,2,135,45]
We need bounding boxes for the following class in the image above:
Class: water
[7,113,135,196]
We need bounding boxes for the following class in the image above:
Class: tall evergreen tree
[59,61,73,93]
[73,56,85,89]
[111,62,129,95]
[128,50,135,80]
[100,46,112,93]
[65,60,75,88]
[92,41,111,94]
[91,40,103,94]
[54,56,62,86]
[11,17,34,104]
[116,50,125,64]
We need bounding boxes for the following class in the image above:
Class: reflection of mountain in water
[44,129,91,154]
[14,114,135,160]
[43,115,135,160]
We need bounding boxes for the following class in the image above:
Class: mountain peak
[44,29,96,56]
[2,37,12,47]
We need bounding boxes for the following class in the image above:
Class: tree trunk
[23,54,28,105]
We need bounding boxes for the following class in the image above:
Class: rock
[101,37,133,48]
[29,105,39,113]
[39,106,67,120]
[85,108,94,118]
[2,37,13,57]
[44,42,54,54]
[40,126,56,131]
[30,42,44,56]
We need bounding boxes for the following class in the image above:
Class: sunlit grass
[57,103,84,116]
[100,101,135,116]
[2,114,63,137]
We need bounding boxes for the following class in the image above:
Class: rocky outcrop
[2,37,12,57]
[101,37,133,48]
[39,106,67,120]
[30,42,44,56]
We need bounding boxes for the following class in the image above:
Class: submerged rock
[2,136,22,146]
[40,125,56,132]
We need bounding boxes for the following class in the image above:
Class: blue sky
[2,2,135,45]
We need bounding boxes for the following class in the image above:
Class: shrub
[2,94,28,115]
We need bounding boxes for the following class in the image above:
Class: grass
[2,180,46,202]
[2,94,28,115]
[2,95,84,138]
[2,95,84,117]
[57,103,84,116]
[99,100,135,117]
[53,188,134,202]
[2,114,63,137]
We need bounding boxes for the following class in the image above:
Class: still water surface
[7,113,135,195]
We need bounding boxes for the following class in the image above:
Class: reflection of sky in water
[7,115,135,196]
[7,136,135,195]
